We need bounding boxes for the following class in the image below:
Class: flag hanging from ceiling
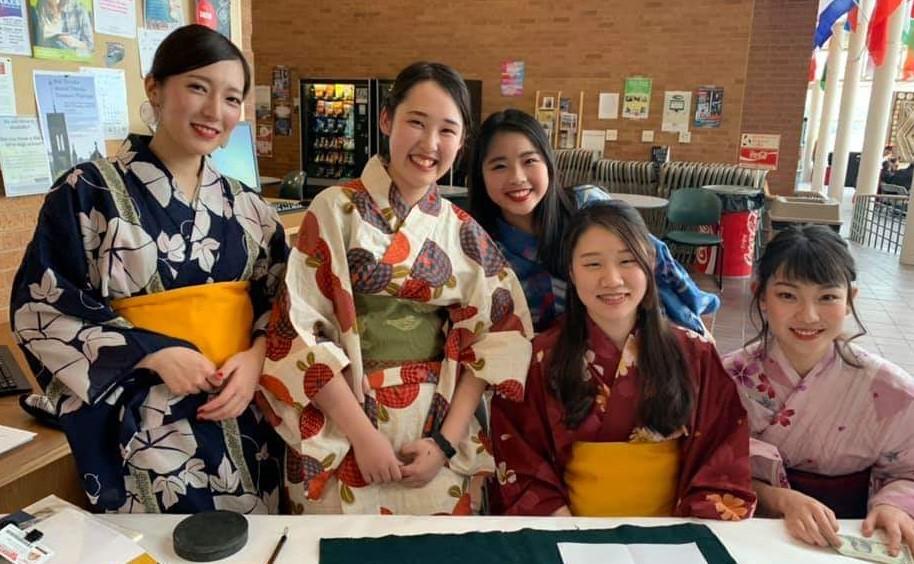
[816,0,857,47]
[869,0,904,67]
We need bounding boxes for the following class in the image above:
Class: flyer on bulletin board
[144,0,184,30]
[622,77,651,119]
[0,0,31,56]
[29,0,95,62]
[0,116,53,197]
[94,0,136,38]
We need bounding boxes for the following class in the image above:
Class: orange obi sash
[112,281,253,366]
[565,439,682,517]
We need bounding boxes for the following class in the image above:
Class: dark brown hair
[149,24,251,96]
[550,202,693,434]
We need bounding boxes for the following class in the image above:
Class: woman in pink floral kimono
[723,225,914,557]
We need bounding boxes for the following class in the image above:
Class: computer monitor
[210,121,261,191]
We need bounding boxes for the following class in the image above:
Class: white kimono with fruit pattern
[258,156,533,515]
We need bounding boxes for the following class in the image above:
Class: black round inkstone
[173,510,248,562]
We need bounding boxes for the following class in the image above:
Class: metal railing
[850,194,908,253]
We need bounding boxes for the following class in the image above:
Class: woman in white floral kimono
[10,25,286,513]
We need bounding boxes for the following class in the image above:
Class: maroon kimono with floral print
[491,317,757,519]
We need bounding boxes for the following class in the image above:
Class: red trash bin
[692,210,759,278]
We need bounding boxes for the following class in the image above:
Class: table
[260,175,283,186]
[606,193,669,209]
[96,514,871,563]
[0,324,86,513]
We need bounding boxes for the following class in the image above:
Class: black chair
[278,171,306,201]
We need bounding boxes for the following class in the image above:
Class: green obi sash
[355,294,446,365]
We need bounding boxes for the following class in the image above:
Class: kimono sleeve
[868,364,914,517]
[675,333,757,520]
[246,198,290,335]
[490,352,568,516]
[10,167,193,405]
[260,192,353,413]
[444,217,533,396]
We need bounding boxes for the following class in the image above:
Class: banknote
[835,534,914,564]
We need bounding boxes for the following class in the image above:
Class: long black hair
[550,202,693,433]
[467,109,574,277]
[379,62,472,160]
[149,24,251,96]
[748,225,866,366]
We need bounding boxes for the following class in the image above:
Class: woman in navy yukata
[10,24,287,513]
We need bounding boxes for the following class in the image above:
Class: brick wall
[253,0,815,192]
[0,3,254,320]
[742,0,817,194]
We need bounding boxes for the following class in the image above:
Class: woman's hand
[776,488,841,548]
[198,337,266,421]
[137,347,218,396]
[399,438,447,488]
[862,504,914,557]
[350,427,403,484]
[552,505,572,517]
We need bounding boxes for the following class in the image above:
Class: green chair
[663,187,724,289]
[278,170,306,201]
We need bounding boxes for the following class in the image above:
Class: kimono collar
[495,218,540,262]
[360,155,438,224]
[767,338,839,384]
[585,314,638,360]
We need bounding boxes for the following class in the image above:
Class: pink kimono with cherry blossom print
[256,156,533,515]
[723,341,914,518]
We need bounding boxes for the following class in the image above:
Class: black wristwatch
[430,430,457,459]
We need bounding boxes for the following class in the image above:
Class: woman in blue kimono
[10,25,287,513]
[467,109,718,333]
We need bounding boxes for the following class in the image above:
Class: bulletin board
[0,0,243,192]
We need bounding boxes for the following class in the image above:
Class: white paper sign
[679,131,692,144]
[599,92,619,119]
[0,116,53,197]
[0,0,31,56]
[641,130,655,143]
[81,67,129,139]
[557,542,707,564]
[605,129,618,141]
[581,129,605,157]
[138,28,170,77]
[0,56,14,115]
[94,0,137,38]
[662,90,692,133]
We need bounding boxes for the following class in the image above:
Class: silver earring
[140,100,158,132]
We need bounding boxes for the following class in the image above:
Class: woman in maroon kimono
[490,201,756,519]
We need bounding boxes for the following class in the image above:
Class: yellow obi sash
[565,439,681,517]
[112,281,253,366]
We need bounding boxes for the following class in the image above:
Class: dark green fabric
[319,524,736,564]
[355,293,445,363]
[665,230,723,246]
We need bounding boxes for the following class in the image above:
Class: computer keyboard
[270,200,311,215]
[0,345,31,396]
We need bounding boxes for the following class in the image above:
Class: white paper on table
[581,130,605,157]
[557,542,707,564]
[0,424,36,454]
[0,116,53,197]
[0,56,14,115]
[0,0,31,56]
[598,92,619,119]
[80,67,129,139]
[31,507,146,563]
[94,0,137,38]
[138,28,171,77]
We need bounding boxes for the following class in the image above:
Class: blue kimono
[10,136,287,513]
[494,185,719,333]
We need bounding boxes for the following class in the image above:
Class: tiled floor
[707,187,914,374]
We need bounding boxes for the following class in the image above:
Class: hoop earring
[140,100,158,133]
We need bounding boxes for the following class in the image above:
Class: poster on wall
[694,86,724,128]
[661,90,691,133]
[500,60,524,96]
[195,0,230,39]
[137,27,168,76]
[0,56,15,115]
[144,0,183,30]
[80,66,129,139]
[738,133,780,170]
[33,71,106,179]
[598,92,618,119]
[255,85,271,119]
[0,0,32,56]
[622,77,651,119]
[272,65,292,136]
[30,0,95,62]
[94,0,136,38]
[0,116,53,196]
[256,122,272,157]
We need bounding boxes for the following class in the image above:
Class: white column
[829,0,873,202]
[901,199,914,264]
[812,23,847,194]
[802,82,824,182]
[857,0,909,196]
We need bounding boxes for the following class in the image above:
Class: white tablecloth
[98,514,873,564]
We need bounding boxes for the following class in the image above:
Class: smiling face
[481,131,550,233]
[379,80,464,200]
[146,59,245,159]
[761,272,856,374]
[570,225,649,345]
